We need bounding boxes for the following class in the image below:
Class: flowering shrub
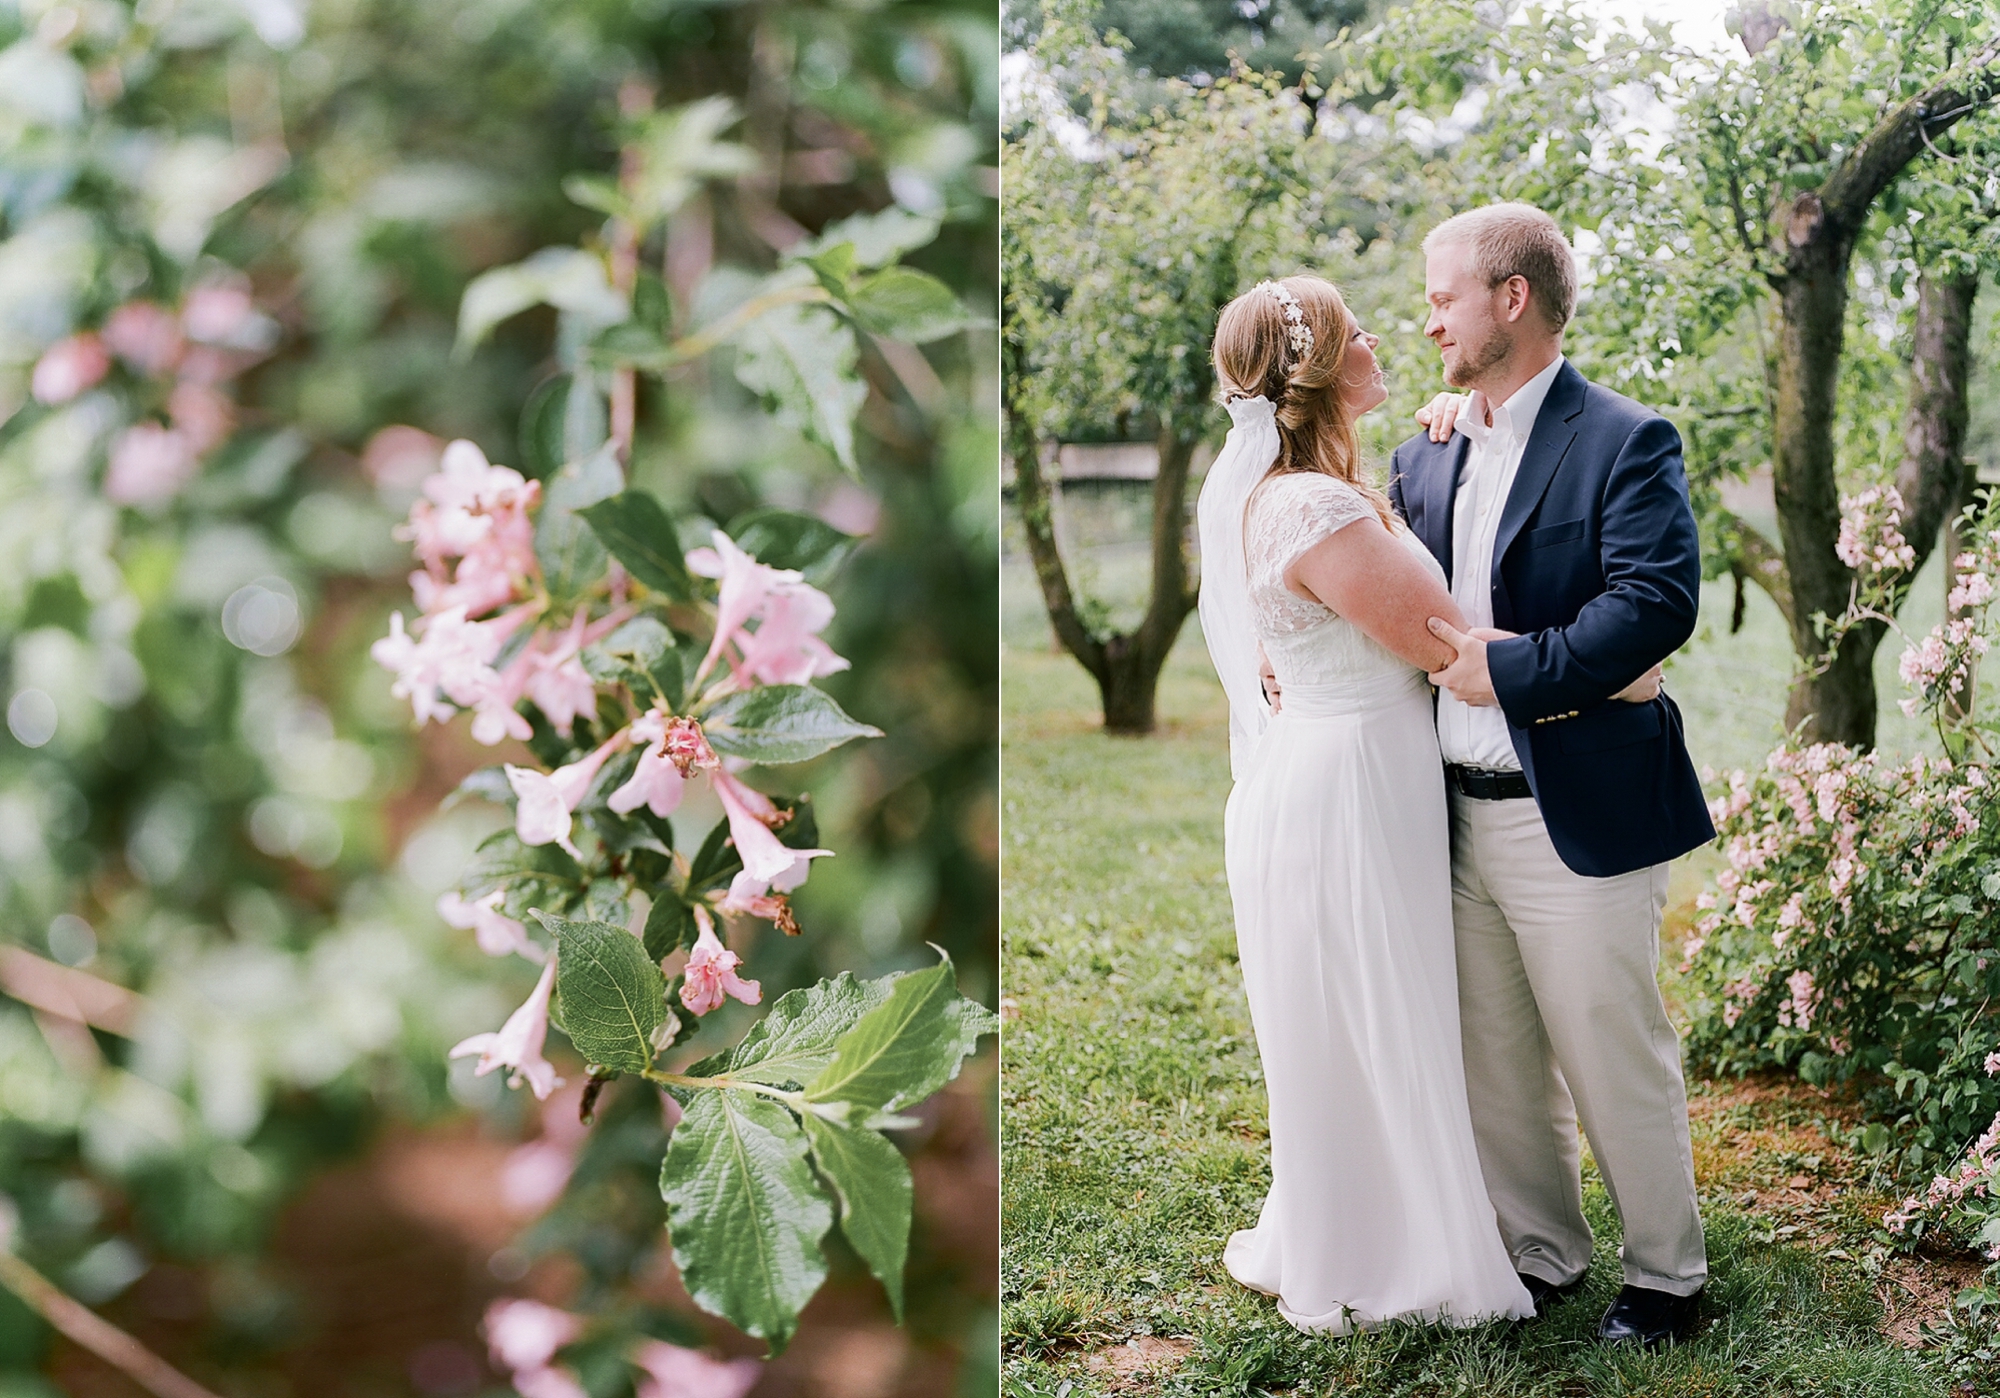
[1683,488,2000,1275]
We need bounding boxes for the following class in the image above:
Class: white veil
[1196,395,1281,782]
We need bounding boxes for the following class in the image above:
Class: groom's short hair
[1424,203,1577,333]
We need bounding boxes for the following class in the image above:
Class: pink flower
[371,605,522,727]
[505,731,630,858]
[718,870,800,936]
[398,440,542,618]
[664,716,719,775]
[1949,571,1994,612]
[483,1297,586,1398]
[1984,1051,2000,1076]
[609,709,687,819]
[167,380,234,454]
[181,281,261,346]
[451,958,564,1099]
[484,1298,583,1373]
[712,767,831,892]
[525,612,599,739]
[104,423,198,506]
[681,907,761,1016]
[101,301,185,375]
[438,890,544,961]
[630,1338,760,1398]
[685,531,846,687]
[31,333,109,404]
[361,425,445,492]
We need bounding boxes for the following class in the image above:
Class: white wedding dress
[1220,470,1534,1334]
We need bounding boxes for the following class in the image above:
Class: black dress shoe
[1596,1284,1701,1347]
[1517,1271,1586,1314]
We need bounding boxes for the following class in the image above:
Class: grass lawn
[1000,533,1993,1396]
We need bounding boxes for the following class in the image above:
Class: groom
[1386,204,1716,1347]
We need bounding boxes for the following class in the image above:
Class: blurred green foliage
[0,0,994,1386]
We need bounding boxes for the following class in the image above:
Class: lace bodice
[1243,472,1447,691]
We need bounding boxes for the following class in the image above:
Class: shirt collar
[1456,353,1566,451]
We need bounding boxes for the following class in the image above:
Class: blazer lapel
[1421,435,1469,584]
[1491,361,1586,571]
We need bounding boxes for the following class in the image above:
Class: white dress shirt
[1436,354,1566,770]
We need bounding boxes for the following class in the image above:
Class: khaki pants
[1448,790,1706,1296]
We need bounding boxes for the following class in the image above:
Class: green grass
[1000,570,1985,1394]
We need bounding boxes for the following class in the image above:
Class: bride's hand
[1258,648,1282,713]
[1613,663,1664,703]
[1413,392,1468,443]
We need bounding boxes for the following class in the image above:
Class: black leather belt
[1444,764,1533,801]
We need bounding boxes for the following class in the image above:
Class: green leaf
[535,444,624,602]
[519,374,570,480]
[588,320,675,372]
[536,912,666,1074]
[692,971,894,1086]
[802,1115,911,1320]
[733,299,866,473]
[702,685,881,765]
[459,829,585,919]
[444,765,514,810]
[800,242,859,300]
[457,247,628,356]
[563,172,631,220]
[642,892,699,963]
[633,272,672,334]
[805,952,996,1115]
[577,490,693,601]
[724,508,857,582]
[789,207,939,269]
[847,267,966,344]
[660,1091,832,1352]
[1860,1122,1891,1155]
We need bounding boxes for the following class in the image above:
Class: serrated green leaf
[581,882,631,928]
[802,1115,911,1321]
[537,912,665,1074]
[642,892,699,963]
[725,508,857,582]
[847,267,966,344]
[805,953,997,1113]
[661,1091,832,1352]
[577,489,693,601]
[733,300,866,472]
[535,444,624,602]
[702,685,882,765]
[692,971,894,1086]
[602,616,674,668]
[519,374,570,480]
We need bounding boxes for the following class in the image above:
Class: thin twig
[0,1250,224,1398]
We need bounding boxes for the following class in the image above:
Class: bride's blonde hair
[1212,274,1393,527]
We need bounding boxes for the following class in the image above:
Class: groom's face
[1424,241,1514,390]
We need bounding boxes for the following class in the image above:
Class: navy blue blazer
[1387,359,1715,879]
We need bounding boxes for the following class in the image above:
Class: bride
[1196,274,1534,1333]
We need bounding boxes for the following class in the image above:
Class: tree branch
[1816,31,2000,234]
[1717,507,1794,628]
[0,1249,224,1398]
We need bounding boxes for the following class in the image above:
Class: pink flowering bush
[1684,489,2000,1282]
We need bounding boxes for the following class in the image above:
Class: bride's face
[1337,314,1388,416]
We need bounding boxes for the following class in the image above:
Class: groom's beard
[1444,323,1514,390]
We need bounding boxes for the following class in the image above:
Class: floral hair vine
[1255,279,1314,360]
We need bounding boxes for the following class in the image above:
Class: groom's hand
[1426,617,1498,706]
[1614,662,1664,703]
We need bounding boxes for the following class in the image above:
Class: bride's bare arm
[1285,516,1467,672]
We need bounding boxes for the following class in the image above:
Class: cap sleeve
[1246,473,1378,579]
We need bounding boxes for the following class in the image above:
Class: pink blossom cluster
[482,1298,757,1398]
[1884,1107,2000,1240]
[1775,969,1818,1030]
[1833,485,1916,573]
[688,530,849,689]
[31,280,277,507]
[403,440,544,618]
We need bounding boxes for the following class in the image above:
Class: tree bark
[1761,33,2000,745]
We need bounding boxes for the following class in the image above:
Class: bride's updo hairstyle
[1213,274,1392,526]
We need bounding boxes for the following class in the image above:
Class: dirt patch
[1878,1253,1991,1347]
[1082,1335,1197,1388]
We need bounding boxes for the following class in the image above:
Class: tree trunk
[1772,213,1876,744]
[1004,327,1201,734]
